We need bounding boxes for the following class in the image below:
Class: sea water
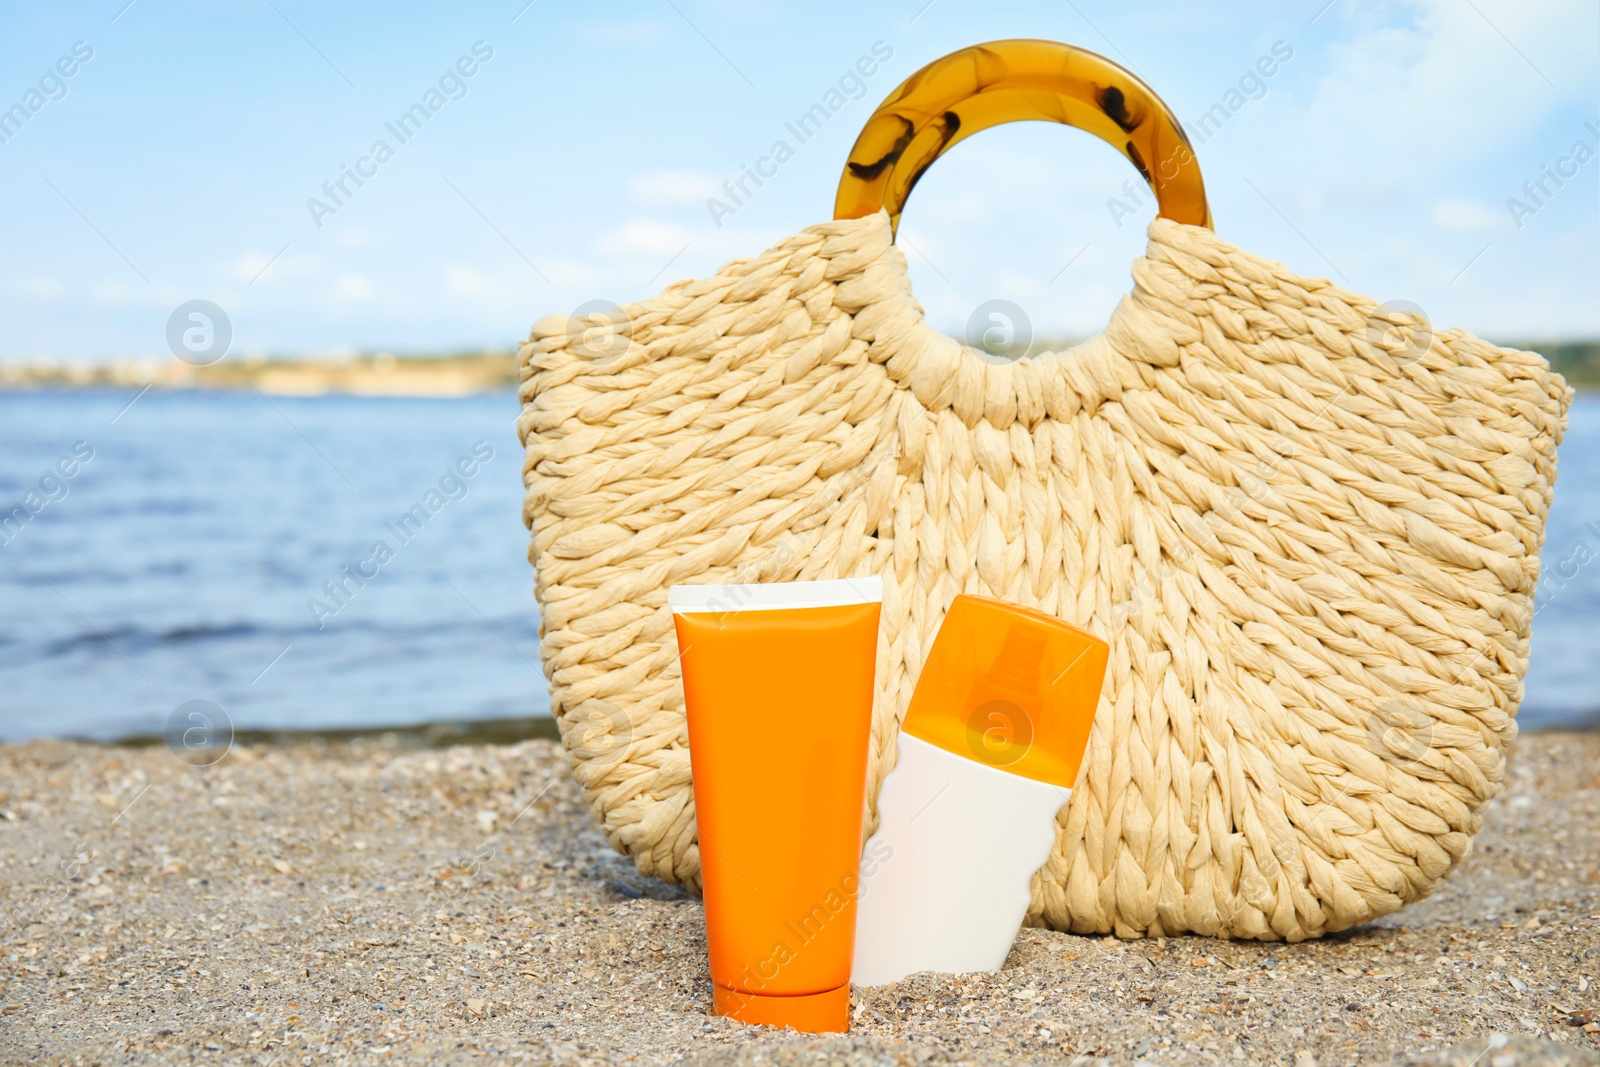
[0,388,1595,741]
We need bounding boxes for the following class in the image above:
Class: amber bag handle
[834,39,1211,234]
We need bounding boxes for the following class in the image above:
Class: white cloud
[991,270,1044,302]
[1281,0,1594,202]
[335,273,373,301]
[1430,197,1509,234]
[599,218,694,259]
[88,278,188,308]
[441,265,537,313]
[445,266,494,297]
[627,169,722,208]
[16,276,63,301]
[543,259,596,288]
[224,249,323,284]
[227,251,277,283]
[330,227,376,249]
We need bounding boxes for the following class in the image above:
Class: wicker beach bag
[517,40,1569,940]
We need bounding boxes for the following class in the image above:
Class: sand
[1,731,1597,1067]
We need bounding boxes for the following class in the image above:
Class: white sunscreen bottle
[852,594,1109,986]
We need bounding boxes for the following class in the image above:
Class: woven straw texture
[517,212,1569,940]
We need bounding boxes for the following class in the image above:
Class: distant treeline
[1500,341,1600,387]
[969,335,1600,386]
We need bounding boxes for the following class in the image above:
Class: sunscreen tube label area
[672,576,882,1034]
[853,734,1068,985]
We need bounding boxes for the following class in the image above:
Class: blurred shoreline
[0,351,518,397]
[70,706,1593,754]
[2,339,1596,397]
[72,705,1591,754]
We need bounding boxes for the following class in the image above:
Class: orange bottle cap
[712,983,849,1033]
[902,594,1109,788]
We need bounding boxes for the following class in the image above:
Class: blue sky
[1,0,1595,362]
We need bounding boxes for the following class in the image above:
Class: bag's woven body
[518,212,1568,940]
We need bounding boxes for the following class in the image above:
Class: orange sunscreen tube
[670,576,882,1034]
